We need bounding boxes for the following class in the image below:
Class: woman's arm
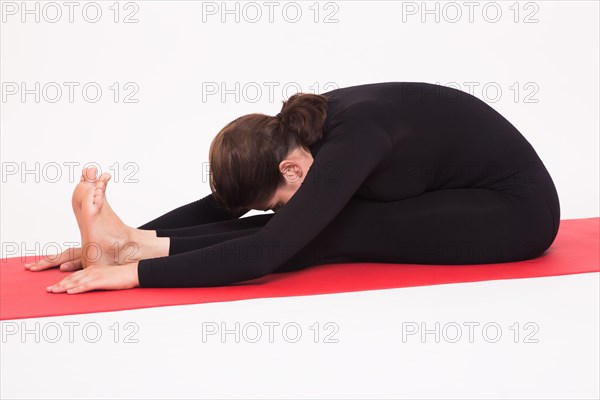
[136,114,392,288]
[137,193,250,230]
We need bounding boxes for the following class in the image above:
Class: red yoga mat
[1,217,598,321]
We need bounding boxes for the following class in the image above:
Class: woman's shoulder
[322,83,400,126]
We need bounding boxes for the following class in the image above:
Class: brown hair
[209,92,328,215]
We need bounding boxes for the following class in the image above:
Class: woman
[27,82,560,294]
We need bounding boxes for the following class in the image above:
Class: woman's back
[317,82,558,213]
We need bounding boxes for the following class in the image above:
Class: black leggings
[154,184,560,273]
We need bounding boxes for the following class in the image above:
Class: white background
[1,1,599,399]
[1,0,599,253]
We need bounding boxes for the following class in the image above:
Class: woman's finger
[26,247,82,271]
[65,267,110,294]
[47,269,87,292]
[59,259,83,272]
[26,255,67,271]
[66,280,98,294]
[46,263,139,294]
[62,274,95,293]
[50,277,93,294]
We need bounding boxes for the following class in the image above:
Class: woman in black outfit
[36,82,560,293]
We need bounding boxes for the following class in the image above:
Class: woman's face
[263,180,300,212]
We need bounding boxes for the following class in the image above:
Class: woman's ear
[279,160,303,184]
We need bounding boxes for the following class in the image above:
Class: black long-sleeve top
[135,82,552,287]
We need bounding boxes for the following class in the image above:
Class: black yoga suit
[136,82,561,288]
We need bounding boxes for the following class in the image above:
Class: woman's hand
[46,262,140,294]
[24,247,83,272]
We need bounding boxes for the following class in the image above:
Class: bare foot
[78,170,142,268]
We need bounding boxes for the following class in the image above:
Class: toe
[99,172,112,187]
[73,167,99,212]
[92,179,107,209]
[82,166,98,183]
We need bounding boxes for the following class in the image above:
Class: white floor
[1,272,598,399]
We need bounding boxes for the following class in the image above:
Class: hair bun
[278,93,328,148]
